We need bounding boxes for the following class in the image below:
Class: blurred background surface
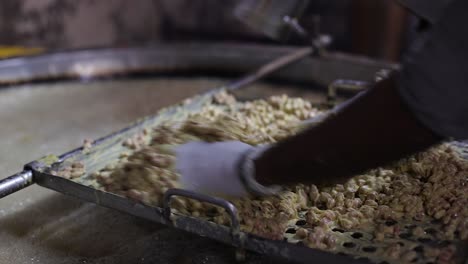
[0,0,413,61]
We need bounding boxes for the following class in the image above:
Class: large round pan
[0,43,396,264]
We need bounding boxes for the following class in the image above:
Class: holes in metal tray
[425,228,437,235]
[399,233,412,239]
[343,242,356,248]
[417,237,432,243]
[285,228,296,234]
[438,240,451,247]
[332,228,345,233]
[362,246,377,253]
[413,245,424,253]
[295,219,307,226]
[351,232,363,239]
[317,203,327,210]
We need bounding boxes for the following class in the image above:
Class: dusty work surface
[0,78,324,264]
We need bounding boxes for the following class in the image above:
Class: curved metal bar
[163,188,240,237]
[0,43,398,87]
[0,170,34,198]
[226,46,313,90]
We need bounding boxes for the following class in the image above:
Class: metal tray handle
[327,79,370,107]
[163,188,241,237]
[327,69,392,107]
[0,170,34,198]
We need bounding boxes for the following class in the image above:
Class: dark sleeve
[397,0,468,140]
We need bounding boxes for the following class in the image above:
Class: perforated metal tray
[18,90,360,264]
[0,44,465,263]
[18,89,468,264]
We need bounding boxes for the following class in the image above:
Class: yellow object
[0,46,44,59]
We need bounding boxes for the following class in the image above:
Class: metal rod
[0,170,34,198]
[283,16,329,56]
[225,47,313,90]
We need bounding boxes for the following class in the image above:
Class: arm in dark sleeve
[253,75,441,186]
[252,0,465,187]
[397,0,468,140]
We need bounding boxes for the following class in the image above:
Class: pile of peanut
[78,91,467,263]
